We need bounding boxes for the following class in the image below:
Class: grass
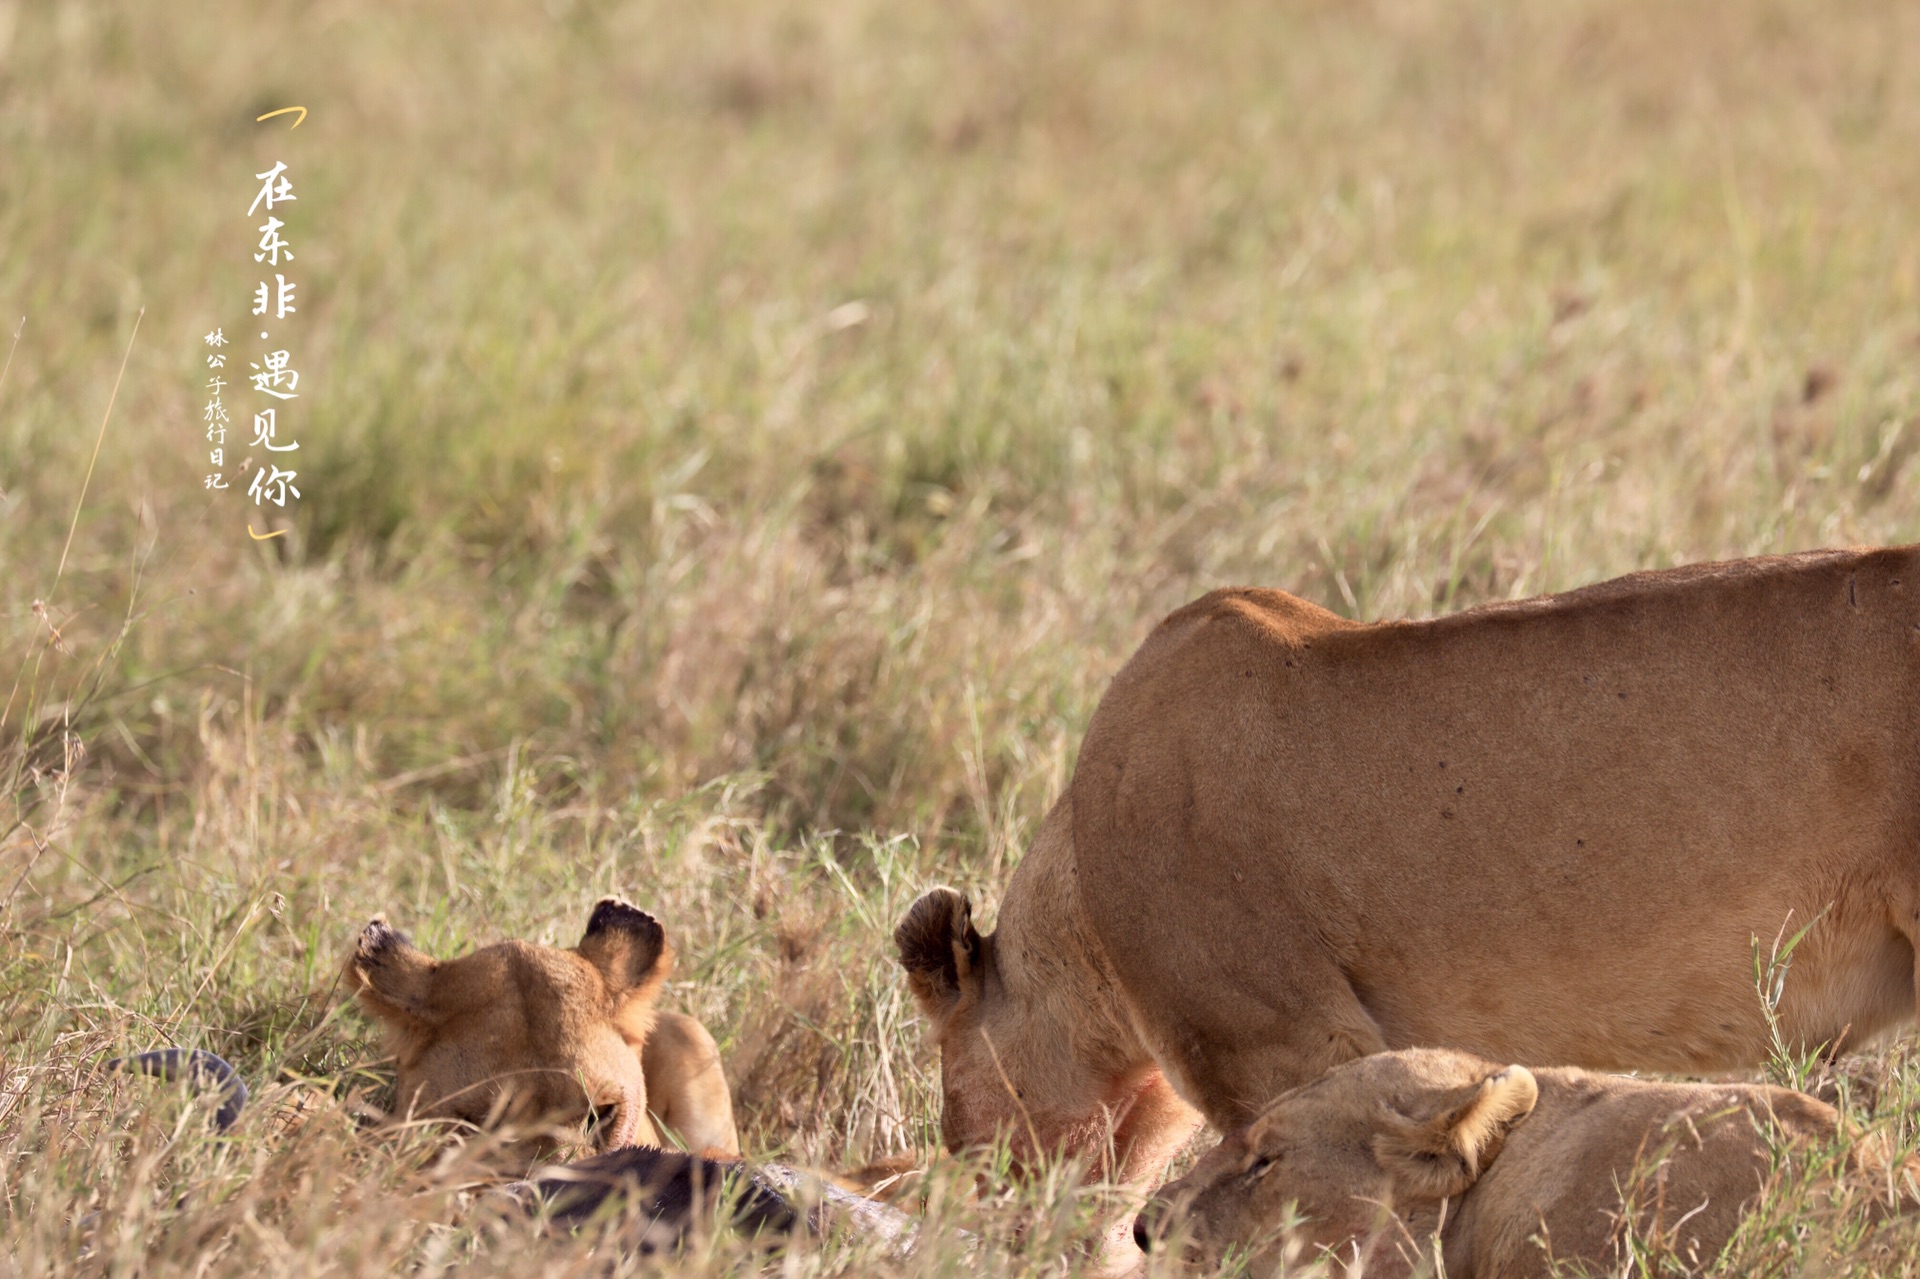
[2,0,1919,1273]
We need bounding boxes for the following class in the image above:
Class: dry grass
[3,0,1920,1273]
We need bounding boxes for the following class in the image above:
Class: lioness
[900,548,1920,1187]
[1134,1047,1909,1277]
[350,898,738,1156]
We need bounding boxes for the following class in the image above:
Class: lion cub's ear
[348,917,442,1029]
[1372,1065,1538,1201]
[577,897,672,1001]
[895,888,983,1018]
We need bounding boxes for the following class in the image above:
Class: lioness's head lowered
[348,897,671,1153]
[894,886,1004,1158]
[895,881,1197,1189]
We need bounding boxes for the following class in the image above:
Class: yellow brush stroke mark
[248,525,289,541]
[256,106,308,129]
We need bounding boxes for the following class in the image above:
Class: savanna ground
[3,0,1920,1273]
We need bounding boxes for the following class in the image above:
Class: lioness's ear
[577,897,672,998]
[894,888,982,1017]
[1373,1065,1538,1201]
[348,917,441,1027]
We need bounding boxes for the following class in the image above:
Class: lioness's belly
[1076,548,1920,1080]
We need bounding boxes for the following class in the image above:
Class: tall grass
[3,0,1919,1273]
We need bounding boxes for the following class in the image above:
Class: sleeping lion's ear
[1373,1065,1538,1201]
[348,917,441,1028]
[894,888,983,1018]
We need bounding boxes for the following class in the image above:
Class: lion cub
[348,897,738,1157]
[1137,1047,1907,1278]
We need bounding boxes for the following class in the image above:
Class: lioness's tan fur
[1138,1047,1906,1278]
[899,547,1920,1186]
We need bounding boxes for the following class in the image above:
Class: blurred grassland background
[3,0,1920,1273]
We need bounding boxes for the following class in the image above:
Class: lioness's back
[1072,547,1920,1119]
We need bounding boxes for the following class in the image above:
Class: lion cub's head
[347,897,671,1154]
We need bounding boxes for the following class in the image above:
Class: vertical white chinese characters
[204,157,309,511]
[247,160,301,509]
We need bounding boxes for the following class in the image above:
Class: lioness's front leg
[1121,936,1391,1131]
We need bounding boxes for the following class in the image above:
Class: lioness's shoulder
[1093,589,1358,708]
[1150,587,1357,650]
